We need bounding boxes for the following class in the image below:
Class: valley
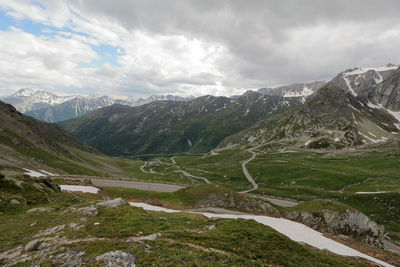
[1,63,400,266]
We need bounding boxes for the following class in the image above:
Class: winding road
[240,147,259,193]
[174,170,210,184]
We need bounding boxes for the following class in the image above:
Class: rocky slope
[261,81,327,99]
[219,83,399,149]
[60,93,303,156]
[330,63,399,96]
[359,66,400,112]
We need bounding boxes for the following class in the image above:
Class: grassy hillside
[0,176,371,266]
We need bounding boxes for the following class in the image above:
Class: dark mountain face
[60,93,303,156]
[0,101,95,153]
[330,64,399,96]
[358,67,400,111]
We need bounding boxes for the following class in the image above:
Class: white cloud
[0,0,400,98]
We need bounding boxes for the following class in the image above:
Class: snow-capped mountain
[261,81,327,98]
[131,94,194,106]
[1,88,130,122]
[1,88,76,113]
[331,63,399,96]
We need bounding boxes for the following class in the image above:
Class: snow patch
[283,86,313,97]
[367,101,400,128]
[129,202,393,267]
[23,169,46,177]
[60,185,100,194]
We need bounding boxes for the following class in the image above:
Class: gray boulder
[27,207,55,213]
[24,239,41,252]
[96,251,137,267]
[53,251,85,267]
[78,205,98,216]
[97,198,128,208]
[10,199,21,205]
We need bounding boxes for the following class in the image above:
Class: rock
[285,209,385,248]
[24,240,41,252]
[81,178,92,185]
[33,224,65,238]
[10,199,21,205]
[96,251,137,267]
[207,225,216,230]
[30,264,41,267]
[68,222,84,230]
[78,206,98,216]
[97,198,128,208]
[53,251,85,267]
[139,233,160,241]
[27,207,55,213]
[195,192,280,217]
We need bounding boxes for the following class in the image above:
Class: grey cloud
[68,0,400,89]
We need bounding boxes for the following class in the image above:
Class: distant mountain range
[1,89,194,122]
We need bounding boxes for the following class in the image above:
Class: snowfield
[130,202,393,267]
[23,169,46,177]
[60,185,100,194]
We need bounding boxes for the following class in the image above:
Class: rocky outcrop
[195,192,280,217]
[77,205,98,216]
[285,209,385,247]
[53,251,86,267]
[97,198,128,208]
[96,251,137,267]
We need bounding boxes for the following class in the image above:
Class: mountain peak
[13,88,38,97]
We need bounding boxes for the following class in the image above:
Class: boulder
[96,251,137,267]
[97,198,128,208]
[78,206,98,216]
[24,240,41,252]
[26,207,55,213]
[53,251,85,267]
[10,199,21,205]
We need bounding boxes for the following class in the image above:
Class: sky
[0,0,400,99]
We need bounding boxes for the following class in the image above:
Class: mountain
[60,93,303,156]
[1,88,75,113]
[0,101,94,152]
[131,94,194,106]
[219,83,399,150]
[1,88,131,122]
[330,63,399,96]
[25,95,129,123]
[359,66,400,112]
[0,100,161,177]
[0,100,104,175]
[261,81,327,98]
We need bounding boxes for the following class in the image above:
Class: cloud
[0,0,400,98]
